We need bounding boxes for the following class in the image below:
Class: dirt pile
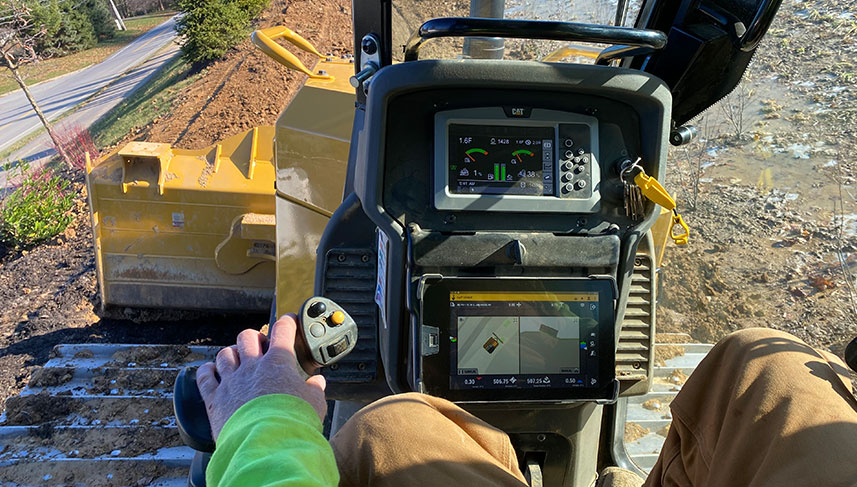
[659,177,857,352]
[139,0,353,150]
[654,0,857,354]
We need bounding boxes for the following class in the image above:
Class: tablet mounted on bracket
[416,277,618,403]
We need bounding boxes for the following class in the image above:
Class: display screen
[448,124,554,196]
[419,278,616,402]
[449,291,600,390]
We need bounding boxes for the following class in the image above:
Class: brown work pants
[330,329,857,486]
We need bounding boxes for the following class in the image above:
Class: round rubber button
[330,311,346,326]
[307,301,326,318]
[309,323,326,338]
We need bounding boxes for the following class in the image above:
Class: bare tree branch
[0,0,73,168]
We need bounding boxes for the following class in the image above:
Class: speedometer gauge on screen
[419,278,618,402]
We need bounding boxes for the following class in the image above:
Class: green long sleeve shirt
[206,394,339,487]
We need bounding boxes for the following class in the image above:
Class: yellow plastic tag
[629,164,689,245]
[633,171,676,211]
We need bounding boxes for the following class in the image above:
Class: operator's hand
[196,315,328,441]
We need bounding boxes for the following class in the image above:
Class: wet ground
[654,0,857,351]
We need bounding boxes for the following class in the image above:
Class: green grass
[90,55,201,148]
[0,12,176,96]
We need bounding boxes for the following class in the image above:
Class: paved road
[0,15,179,154]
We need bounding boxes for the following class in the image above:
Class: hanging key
[620,157,690,245]
[631,184,645,220]
[622,176,632,217]
[620,158,645,221]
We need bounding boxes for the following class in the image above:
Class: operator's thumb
[305,373,327,392]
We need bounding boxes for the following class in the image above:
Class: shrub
[176,0,269,64]
[84,0,117,41]
[27,0,100,57]
[0,162,76,248]
[55,5,97,53]
[54,123,100,171]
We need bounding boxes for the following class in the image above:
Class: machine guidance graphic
[457,315,581,376]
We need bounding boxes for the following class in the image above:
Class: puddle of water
[783,143,813,159]
[688,147,843,212]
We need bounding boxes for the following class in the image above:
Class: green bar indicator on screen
[494,163,499,182]
[501,164,506,181]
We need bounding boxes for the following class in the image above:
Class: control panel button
[562,161,573,171]
[573,156,581,163]
[564,149,574,159]
[309,323,326,338]
[326,335,351,358]
[563,183,574,193]
[573,165,584,174]
[307,301,326,318]
[577,148,585,156]
[561,173,573,182]
[581,156,589,164]
[575,180,587,190]
[564,138,574,147]
[330,311,346,326]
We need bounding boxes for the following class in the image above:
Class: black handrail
[404,17,667,62]
[740,0,782,51]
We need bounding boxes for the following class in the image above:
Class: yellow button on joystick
[330,311,345,326]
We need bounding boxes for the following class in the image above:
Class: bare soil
[624,422,650,443]
[653,0,857,354]
[136,0,353,150]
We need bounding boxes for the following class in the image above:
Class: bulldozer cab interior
[309,0,782,484]
[317,46,673,487]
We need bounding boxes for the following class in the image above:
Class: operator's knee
[687,327,853,401]
[719,327,795,348]
[331,392,490,451]
[702,327,812,374]
[331,392,527,487]
[333,392,432,441]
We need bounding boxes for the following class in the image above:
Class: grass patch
[0,12,176,97]
[91,55,200,148]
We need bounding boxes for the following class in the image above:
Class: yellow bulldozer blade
[85,127,277,311]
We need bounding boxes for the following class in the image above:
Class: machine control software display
[448,124,554,196]
[449,291,600,390]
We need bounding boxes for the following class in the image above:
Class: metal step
[0,343,221,487]
[618,341,714,476]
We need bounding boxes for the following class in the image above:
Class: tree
[176,0,269,65]
[0,0,73,168]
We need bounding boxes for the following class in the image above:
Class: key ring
[620,157,643,183]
